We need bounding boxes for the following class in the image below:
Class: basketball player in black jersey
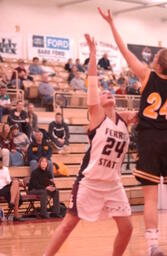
[98,7,167,256]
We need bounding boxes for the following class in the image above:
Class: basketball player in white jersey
[44,34,137,256]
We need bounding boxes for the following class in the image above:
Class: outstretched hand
[98,7,113,24]
[84,34,96,55]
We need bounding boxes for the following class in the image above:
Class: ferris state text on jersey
[98,127,129,169]
[77,114,130,183]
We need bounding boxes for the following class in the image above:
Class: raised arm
[84,34,105,130]
[98,8,149,82]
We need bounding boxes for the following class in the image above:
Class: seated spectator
[70,71,87,92]
[29,57,43,75]
[8,101,31,137]
[98,53,112,70]
[127,70,138,87]
[0,158,22,221]
[41,59,56,77]
[67,65,77,83]
[48,112,70,153]
[10,124,30,166]
[0,71,9,87]
[38,73,54,111]
[11,59,27,81]
[28,129,54,177]
[27,103,38,135]
[75,58,85,72]
[127,81,141,95]
[83,57,89,69]
[31,128,49,142]
[10,59,33,89]
[0,55,3,62]
[28,157,61,218]
[64,58,73,72]
[0,83,11,122]
[115,77,128,95]
[117,72,126,85]
[0,123,14,167]
[108,80,116,94]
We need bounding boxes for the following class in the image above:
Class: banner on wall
[79,40,121,72]
[127,44,162,65]
[28,34,74,61]
[0,34,22,59]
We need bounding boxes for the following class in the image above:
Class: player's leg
[104,183,132,256]
[134,130,164,256]
[143,185,165,256]
[143,185,158,229]
[44,212,80,256]
[112,216,133,256]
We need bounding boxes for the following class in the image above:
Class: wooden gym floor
[0,210,167,256]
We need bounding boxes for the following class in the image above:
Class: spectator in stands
[75,58,85,72]
[0,83,11,122]
[11,59,27,81]
[28,129,54,177]
[0,70,9,87]
[29,57,43,75]
[83,57,89,69]
[117,72,126,85]
[0,158,22,221]
[27,103,38,133]
[28,157,61,219]
[108,80,116,94]
[67,65,77,83]
[10,124,30,166]
[8,100,31,137]
[115,77,128,95]
[70,71,87,92]
[48,112,70,154]
[127,81,141,95]
[64,58,73,72]
[0,123,14,167]
[41,59,56,77]
[0,147,9,167]
[10,59,32,89]
[38,73,54,111]
[98,53,112,70]
[0,55,3,62]
[127,70,138,87]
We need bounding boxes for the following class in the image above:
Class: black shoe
[40,213,49,219]
[151,247,165,256]
[13,217,24,222]
[50,212,63,218]
[9,202,15,209]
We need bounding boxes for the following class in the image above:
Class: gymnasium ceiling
[2,0,167,22]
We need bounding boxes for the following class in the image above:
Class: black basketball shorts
[134,129,167,185]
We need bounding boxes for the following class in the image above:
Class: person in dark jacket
[8,101,31,137]
[98,53,112,70]
[28,157,61,218]
[48,112,70,153]
[28,129,54,177]
[64,58,73,72]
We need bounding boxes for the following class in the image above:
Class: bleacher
[0,58,143,218]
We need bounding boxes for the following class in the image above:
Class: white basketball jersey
[80,114,129,183]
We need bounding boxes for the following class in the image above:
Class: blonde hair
[158,48,167,75]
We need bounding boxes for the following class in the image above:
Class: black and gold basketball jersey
[138,71,167,130]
